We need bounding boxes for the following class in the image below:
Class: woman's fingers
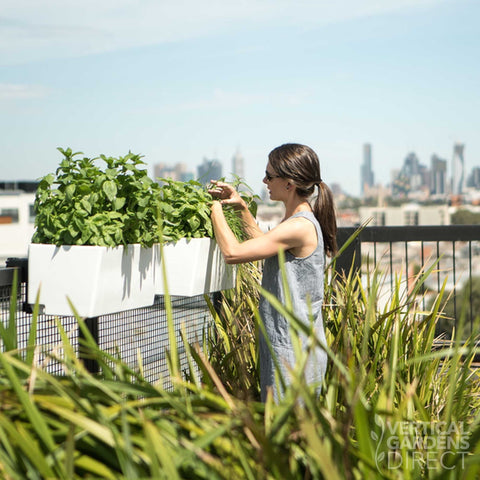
[208,180,234,199]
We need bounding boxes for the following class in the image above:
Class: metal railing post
[5,257,30,312]
[78,317,100,374]
[335,227,361,278]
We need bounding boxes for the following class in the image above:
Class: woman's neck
[283,197,312,220]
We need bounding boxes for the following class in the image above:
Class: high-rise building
[392,152,429,197]
[451,143,465,195]
[405,152,429,190]
[197,157,222,183]
[467,167,480,189]
[153,162,194,183]
[231,148,245,180]
[430,154,447,195]
[360,143,374,195]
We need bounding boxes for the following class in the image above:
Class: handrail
[336,225,480,275]
[0,267,19,288]
[340,225,480,243]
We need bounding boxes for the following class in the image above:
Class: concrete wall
[0,192,36,264]
[359,204,450,227]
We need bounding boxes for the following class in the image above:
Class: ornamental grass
[1,253,480,479]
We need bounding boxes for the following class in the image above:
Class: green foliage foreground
[2,262,480,479]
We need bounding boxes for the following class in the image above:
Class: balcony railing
[2,225,480,373]
[336,225,480,336]
[1,258,215,379]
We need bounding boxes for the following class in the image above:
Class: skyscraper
[392,152,428,197]
[467,167,480,189]
[360,143,374,195]
[153,162,194,184]
[430,154,447,195]
[451,143,465,195]
[197,157,222,183]
[231,148,245,180]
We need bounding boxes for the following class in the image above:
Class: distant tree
[362,197,378,207]
[451,209,480,225]
[385,196,408,207]
[420,199,448,206]
[337,196,362,210]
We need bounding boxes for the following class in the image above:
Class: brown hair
[268,143,338,256]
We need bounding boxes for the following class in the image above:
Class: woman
[209,143,337,402]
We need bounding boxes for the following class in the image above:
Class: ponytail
[313,182,337,257]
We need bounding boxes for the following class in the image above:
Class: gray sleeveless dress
[258,211,328,402]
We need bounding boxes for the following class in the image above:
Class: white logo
[372,417,470,472]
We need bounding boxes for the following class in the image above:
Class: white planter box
[28,243,156,317]
[154,238,235,296]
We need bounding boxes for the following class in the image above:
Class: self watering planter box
[28,243,156,317]
[154,238,235,296]
[28,238,234,315]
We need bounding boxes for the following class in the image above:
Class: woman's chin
[268,191,278,201]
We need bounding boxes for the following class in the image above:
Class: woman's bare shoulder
[273,215,316,239]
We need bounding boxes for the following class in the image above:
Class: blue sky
[1,0,478,196]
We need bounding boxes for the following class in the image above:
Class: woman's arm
[235,201,264,239]
[211,201,313,264]
[211,201,244,263]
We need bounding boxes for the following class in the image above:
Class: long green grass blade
[0,269,19,352]
[25,288,40,366]
[0,352,56,452]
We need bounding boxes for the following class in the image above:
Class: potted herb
[28,148,256,315]
[154,178,249,296]
[28,148,161,316]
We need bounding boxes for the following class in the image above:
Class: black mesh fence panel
[1,276,213,384]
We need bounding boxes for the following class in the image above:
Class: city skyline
[1,0,479,196]
[363,141,480,200]
[2,141,477,200]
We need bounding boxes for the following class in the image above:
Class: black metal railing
[2,225,479,373]
[1,258,214,381]
[336,225,480,335]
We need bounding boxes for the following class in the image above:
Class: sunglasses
[265,170,281,181]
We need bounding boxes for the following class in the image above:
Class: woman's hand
[208,180,245,209]
[210,180,263,240]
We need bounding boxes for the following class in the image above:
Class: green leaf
[80,197,92,214]
[137,196,150,207]
[113,197,126,211]
[105,168,118,179]
[102,180,117,202]
[65,184,76,199]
